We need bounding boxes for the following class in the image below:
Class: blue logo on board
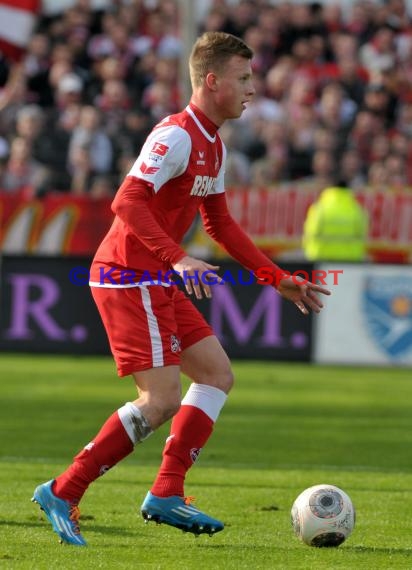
[363,275,412,360]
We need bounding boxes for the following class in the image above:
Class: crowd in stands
[1,0,412,197]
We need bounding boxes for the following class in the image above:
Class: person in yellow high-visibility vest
[302,184,369,261]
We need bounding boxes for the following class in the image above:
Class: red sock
[150,405,214,497]
[53,411,134,503]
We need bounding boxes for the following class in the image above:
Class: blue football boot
[31,480,87,546]
[141,491,224,536]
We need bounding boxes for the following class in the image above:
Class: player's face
[213,55,255,120]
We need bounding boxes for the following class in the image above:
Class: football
[291,484,355,547]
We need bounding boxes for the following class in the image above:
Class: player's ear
[205,72,218,91]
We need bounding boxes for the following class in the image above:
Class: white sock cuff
[118,402,153,445]
[181,384,227,422]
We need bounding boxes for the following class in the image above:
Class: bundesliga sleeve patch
[131,126,187,188]
[146,142,169,166]
[151,142,169,156]
[140,141,170,174]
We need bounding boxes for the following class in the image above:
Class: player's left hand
[277,276,331,315]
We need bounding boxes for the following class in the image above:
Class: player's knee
[162,396,181,420]
[218,367,235,393]
[214,354,234,393]
[152,390,181,423]
[199,364,234,394]
[138,382,182,427]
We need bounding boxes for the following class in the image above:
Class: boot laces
[184,496,196,506]
[69,504,81,535]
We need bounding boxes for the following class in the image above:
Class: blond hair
[189,32,253,88]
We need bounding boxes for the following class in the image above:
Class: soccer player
[32,31,330,546]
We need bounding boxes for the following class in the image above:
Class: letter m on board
[209,286,284,347]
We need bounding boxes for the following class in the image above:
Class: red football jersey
[90,103,225,286]
[90,102,283,288]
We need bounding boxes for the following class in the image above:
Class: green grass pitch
[1,354,412,569]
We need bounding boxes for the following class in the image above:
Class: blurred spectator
[43,4,94,76]
[141,56,182,120]
[300,149,336,191]
[348,109,385,164]
[47,41,88,93]
[339,148,367,190]
[250,156,285,188]
[280,4,319,54]
[255,5,282,63]
[88,174,116,199]
[320,3,343,33]
[200,5,231,35]
[288,104,318,178]
[86,55,126,103]
[285,73,317,120]
[396,100,412,137]
[346,1,374,43]
[239,73,285,124]
[23,33,51,106]
[116,153,136,183]
[243,25,276,76]
[69,145,94,196]
[12,104,69,189]
[0,65,29,135]
[391,129,409,153]
[1,137,49,195]
[367,160,390,189]
[219,122,251,187]
[312,127,339,155]
[265,56,295,103]
[261,120,289,173]
[95,78,130,136]
[0,0,411,196]
[362,83,396,127]
[338,56,367,106]
[386,0,411,31]
[14,104,45,145]
[384,152,409,188]
[359,25,397,75]
[369,132,391,162]
[87,18,139,68]
[284,73,318,178]
[55,72,84,110]
[68,105,113,174]
[127,48,159,102]
[225,0,256,37]
[389,131,412,184]
[331,31,360,63]
[34,103,81,192]
[317,81,357,133]
[133,8,182,60]
[115,109,154,160]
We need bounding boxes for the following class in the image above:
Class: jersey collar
[187,103,218,142]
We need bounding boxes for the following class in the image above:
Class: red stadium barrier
[1,188,412,262]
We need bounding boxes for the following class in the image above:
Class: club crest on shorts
[170,334,181,353]
[363,275,412,360]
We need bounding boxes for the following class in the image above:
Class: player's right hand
[172,255,223,299]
